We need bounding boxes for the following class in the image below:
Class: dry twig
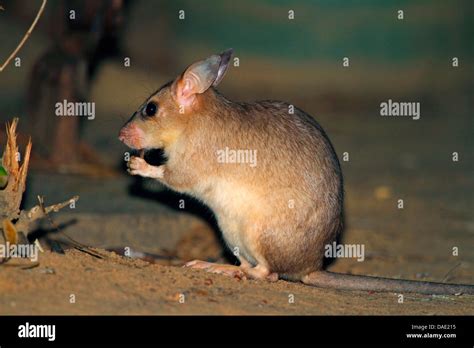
[0,0,47,72]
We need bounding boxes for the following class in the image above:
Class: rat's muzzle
[118,123,144,150]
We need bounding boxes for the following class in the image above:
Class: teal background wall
[165,0,472,63]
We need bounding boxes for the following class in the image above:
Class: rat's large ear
[173,48,233,106]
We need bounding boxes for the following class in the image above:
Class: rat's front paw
[127,156,147,175]
[127,156,164,179]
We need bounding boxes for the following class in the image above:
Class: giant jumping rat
[119,49,473,295]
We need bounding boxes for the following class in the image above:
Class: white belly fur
[191,178,263,264]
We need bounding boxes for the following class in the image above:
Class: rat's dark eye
[144,102,157,117]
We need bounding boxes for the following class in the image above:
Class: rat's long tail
[302,271,474,295]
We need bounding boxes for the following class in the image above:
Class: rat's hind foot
[184,260,247,280]
[242,263,278,282]
[185,259,278,282]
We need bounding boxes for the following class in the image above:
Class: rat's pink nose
[118,124,143,149]
[118,128,127,142]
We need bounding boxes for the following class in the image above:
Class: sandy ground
[1,249,473,315]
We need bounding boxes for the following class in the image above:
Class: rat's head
[118,48,233,151]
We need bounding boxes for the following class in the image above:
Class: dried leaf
[3,118,20,176]
[1,119,31,193]
[2,219,18,244]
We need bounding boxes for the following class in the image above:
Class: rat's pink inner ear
[180,76,195,98]
[174,55,221,104]
[173,74,197,107]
